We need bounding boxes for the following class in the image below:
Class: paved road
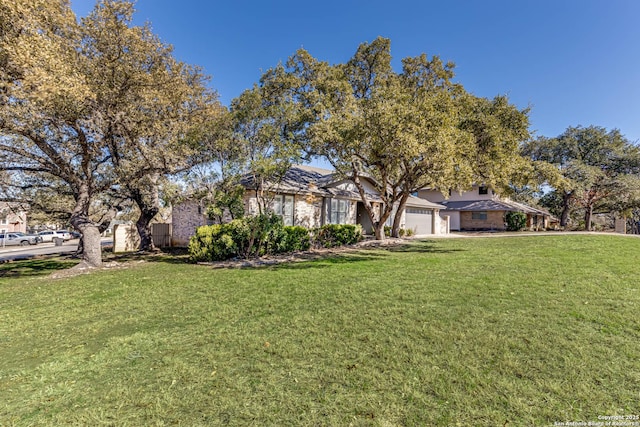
[0,239,113,262]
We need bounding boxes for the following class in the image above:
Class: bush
[280,226,311,253]
[505,211,527,231]
[188,222,240,262]
[313,224,363,248]
[189,213,286,261]
[385,225,414,238]
[190,217,364,262]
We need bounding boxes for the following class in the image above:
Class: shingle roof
[442,199,550,216]
[406,196,446,209]
[240,165,445,209]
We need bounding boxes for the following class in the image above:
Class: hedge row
[188,214,362,262]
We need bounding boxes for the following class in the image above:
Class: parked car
[69,231,82,239]
[37,230,70,242]
[12,232,43,243]
[0,232,40,246]
[55,230,72,241]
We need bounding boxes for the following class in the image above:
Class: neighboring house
[418,185,553,231]
[172,165,449,245]
[0,202,28,234]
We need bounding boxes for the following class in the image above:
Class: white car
[0,232,40,246]
[55,230,72,241]
[37,230,70,242]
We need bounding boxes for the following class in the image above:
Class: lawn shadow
[103,247,191,265]
[386,239,467,254]
[0,257,80,279]
[268,250,389,270]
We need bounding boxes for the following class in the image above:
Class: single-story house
[172,165,448,246]
[418,185,554,231]
[0,202,28,233]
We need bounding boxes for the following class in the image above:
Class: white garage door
[405,208,433,235]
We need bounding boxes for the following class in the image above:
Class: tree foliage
[0,0,220,265]
[522,126,640,230]
[260,37,531,238]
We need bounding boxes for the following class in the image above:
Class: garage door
[405,208,433,235]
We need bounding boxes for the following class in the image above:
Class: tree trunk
[136,206,159,251]
[130,174,160,252]
[69,185,103,268]
[71,204,102,267]
[350,173,389,241]
[373,222,385,240]
[391,193,409,238]
[74,205,119,258]
[560,191,572,228]
[584,205,593,231]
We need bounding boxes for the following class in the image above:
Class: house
[172,165,449,245]
[417,185,553,231]
[0,202,28,234]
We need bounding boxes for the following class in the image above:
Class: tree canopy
[522,125,640,229]
[258,37,532,238]
[0,0,220,266]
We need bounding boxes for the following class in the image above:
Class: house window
[0,214,6,225]
[272,195,294,226]
[472,211,488,220]
[478,186,489,195]
[330,199,349,224]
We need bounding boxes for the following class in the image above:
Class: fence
[152,223,171,248]
[113,223,172,252]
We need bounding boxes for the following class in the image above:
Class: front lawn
[1,235,639,426]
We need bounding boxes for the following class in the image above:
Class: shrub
[190,218,364,262]
[280,226,311,253]
[188,222,239,262]
[189,213,286,261]
[505,211,527,231]
[313,224,363,248]
[243,213,285,257]
[385,226,414,238]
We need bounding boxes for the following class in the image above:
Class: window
[407,208,430,215]
[472,211,488,220]
[478,186,489,195]
[330,199,349,224]
[0,213,6,225]
[272,195,294,226]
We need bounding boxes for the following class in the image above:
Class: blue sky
[71,0,640,143]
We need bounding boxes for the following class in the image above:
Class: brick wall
[172,200,208,247]
[460,210,506,231]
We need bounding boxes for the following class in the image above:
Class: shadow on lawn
[271,250,389,270]
[0,257,80,279]
[386,239,466,254]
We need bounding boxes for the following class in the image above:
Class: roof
[406,196,446,210]
[442,199,551,216]
[241,165,449,209]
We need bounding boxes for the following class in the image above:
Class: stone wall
[295,194,323,228]
[460,210,506,231]
[172,200,208,247]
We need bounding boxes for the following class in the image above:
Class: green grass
[1,235,639,426]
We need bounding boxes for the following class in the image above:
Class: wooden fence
[152,223,171,248]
